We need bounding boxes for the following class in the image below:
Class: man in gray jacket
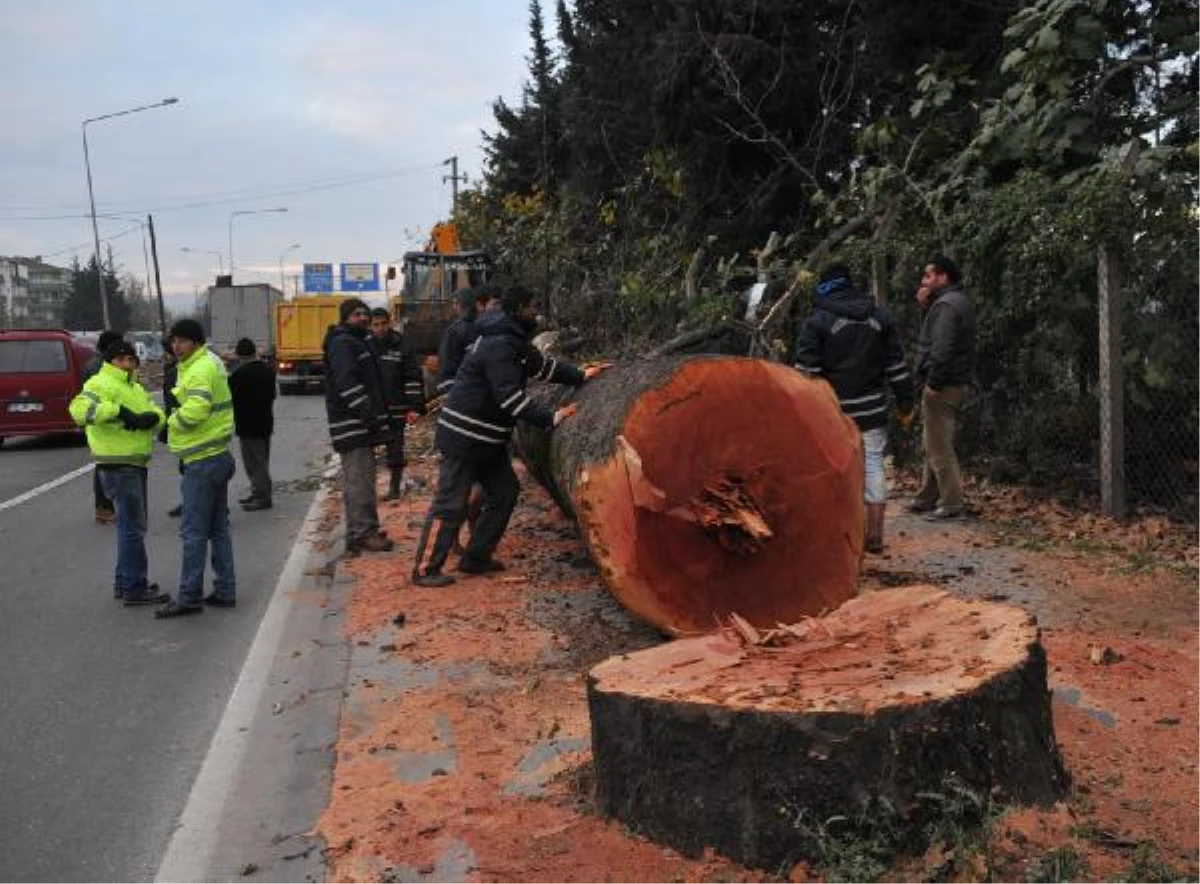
[909,255,975,520]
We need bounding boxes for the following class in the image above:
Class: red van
[0,329,97,447]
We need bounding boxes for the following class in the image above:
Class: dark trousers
[94,470,113,512]
[239,436,272,502]
[384,423,406,470]
[415,453,520,575]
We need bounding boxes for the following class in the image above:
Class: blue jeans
[178,451,236,605]
[97,466,149,595]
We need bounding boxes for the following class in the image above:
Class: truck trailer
[204,284,282,358]
[273,295,347,394]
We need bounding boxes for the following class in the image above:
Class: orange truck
[273,295,347,394]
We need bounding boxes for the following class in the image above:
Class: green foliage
[1025,845,1087,882]
[1125,842,1187,882]
[63,256,132,331]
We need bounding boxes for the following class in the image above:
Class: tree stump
[587,586,1070,871]
[515,355,863,635]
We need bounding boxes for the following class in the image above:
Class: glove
[117,406,141,431]
[583,361,614,381]
[405,410,419,426]
[895,406,916,429]
[133,411,160,430]
[553,404,578,427]
[157,426,169,444]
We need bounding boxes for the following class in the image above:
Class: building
[0,257,73,328]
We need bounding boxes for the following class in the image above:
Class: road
[0,395,331,882]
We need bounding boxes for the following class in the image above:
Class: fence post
[1097,243,1126,517]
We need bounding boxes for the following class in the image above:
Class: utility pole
[442,156,467,219]
[147,214,167,333]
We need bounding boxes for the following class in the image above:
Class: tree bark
[587,585,1070,871]
[515,355,863,635]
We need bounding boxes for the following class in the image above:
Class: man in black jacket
[325,298,393,555]
[412,285,607,587]
[909,255,976,520]
[435,283,500,396]
[228,338,277,510]
[369,308,424,499]
[795,264,915,553]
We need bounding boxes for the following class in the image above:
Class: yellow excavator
[396,222,492,355]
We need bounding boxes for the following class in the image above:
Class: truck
[273,295,348,394]
[204,283,282,358]
[397,222,493,355]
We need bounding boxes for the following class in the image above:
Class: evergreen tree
[63,256,131,331]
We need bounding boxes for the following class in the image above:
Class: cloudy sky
[0,1,535,315]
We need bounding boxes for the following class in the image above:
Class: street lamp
[83,97,179,329]
[229,208,287,283]
[180,246,225,276]
[278,243,301,297]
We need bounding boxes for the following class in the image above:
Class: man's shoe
[95,508,116,525]
[124,585,170,607]
[238,494,256,505]
[241,498,273,511]
[155,601,203,619]
[203,594,237,608]
[905,499,936,514]
[457,556,506,575]
[352,534,394,554]
[924,506,964,521]
[167,504,183,518]
[413,571,457,588]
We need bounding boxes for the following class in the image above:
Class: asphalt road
[0,394,331,882]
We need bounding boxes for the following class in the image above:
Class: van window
[0,340,69,373]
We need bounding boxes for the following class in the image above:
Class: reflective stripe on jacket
[69,361,164,467]
[168,347,234,464]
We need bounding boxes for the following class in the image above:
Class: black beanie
[500,285,535,316]
[453,287,477,308]
[104,340,139,363]
[235,338,256,357]
[169,318,206,345]
[96,330,123,354]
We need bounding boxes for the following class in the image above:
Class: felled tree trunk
[515,355,863,635]
[587,586,1070,871]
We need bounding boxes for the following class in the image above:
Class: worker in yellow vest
[69,340,168,606]
[156,319,238,619]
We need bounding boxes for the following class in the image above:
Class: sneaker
[241,499,273,511]
[457,556,506,575]
[923,506,964,521]
[155,600,203,619]
[203,594,237,608]
[95,508,116,525]
[905,499,935,514]
[413,571,457,588]
[167,504,183,518]
[238,494,256,505]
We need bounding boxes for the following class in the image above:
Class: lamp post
[180,246,225,276]
[229,208,287,283]
[83,97,179,329]
[278,243,301,297]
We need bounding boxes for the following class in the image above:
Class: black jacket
[369,329,424,418]
[435,311,479,395]
[228,358,277,438]
[915,285,976,391]
[794,283,915,431]
[435,310,585,463]
[323,324,389,452]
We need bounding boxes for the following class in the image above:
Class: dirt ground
[316,424,1198,883]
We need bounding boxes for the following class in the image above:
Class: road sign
[340,263,380,292]
[303,263,334,293]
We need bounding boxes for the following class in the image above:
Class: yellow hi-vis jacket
[168,347,234,464]
[69,361,164,467]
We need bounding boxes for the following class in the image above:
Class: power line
[0,161,442,219]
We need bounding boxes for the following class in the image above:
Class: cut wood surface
[587,585,1070,870]
[516,355,863,635]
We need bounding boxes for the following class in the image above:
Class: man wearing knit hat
[69,340,168,605]
[82,329,125,523]
[156,318,238,618]
[228,337,277,510]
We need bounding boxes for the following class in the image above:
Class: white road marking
[155,468,335,883]
[0,463,94,513]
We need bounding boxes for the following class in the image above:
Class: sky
[0,1,535,316]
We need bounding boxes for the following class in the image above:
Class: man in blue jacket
[412,285,607,587]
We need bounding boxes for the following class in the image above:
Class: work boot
[385,470,403,501]
[864,503,886,554]
[95,507,116,525]
[350,533,394,554]
[457,555,506,575]
[413,570,457,588]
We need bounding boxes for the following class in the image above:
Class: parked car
[0,329,96,447]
